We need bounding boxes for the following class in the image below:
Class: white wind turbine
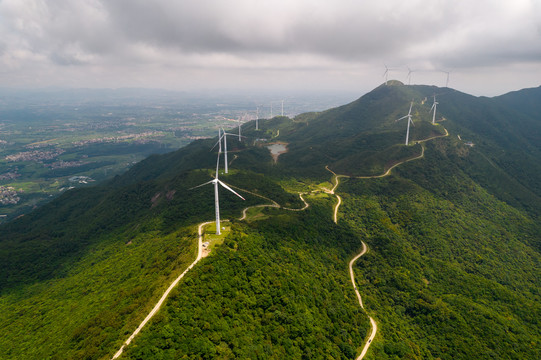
[255,106,259,130]
[238,116,242,141]
[191,150,245,235]
[395,101,415,145]
[430,95,439,124]
[212,128,244,174]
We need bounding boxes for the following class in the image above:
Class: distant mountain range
[1,82,539,359]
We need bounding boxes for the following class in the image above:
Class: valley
[0,89,353,222]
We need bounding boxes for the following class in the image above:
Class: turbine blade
[217,180,245,200]
[189,180,214,190]
[215,151,220,178]
[408,102,413,115]
[223,132,246,138]
[409,117,415,127]
[395,115,408,122]
[210,135,224,152]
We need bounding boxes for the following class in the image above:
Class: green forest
[0,83,540,359]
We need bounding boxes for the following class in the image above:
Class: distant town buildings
[5,149,65,162]
[0,186,20,205]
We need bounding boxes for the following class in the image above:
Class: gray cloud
[0,0,540,95]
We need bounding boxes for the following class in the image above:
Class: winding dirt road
[328,127,448,358]
[349,242,378,359]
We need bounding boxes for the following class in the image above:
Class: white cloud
[0,0,539,95]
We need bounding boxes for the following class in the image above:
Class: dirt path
[282,193,309,211]
[230,183,309,217]
[349,241,378,359]
[328,127,448,358]
[111,221,212,359]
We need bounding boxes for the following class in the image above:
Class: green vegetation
[0,83,540,359]
[340,138,540,359]
[124,203,369,359]
[0,221,199,359]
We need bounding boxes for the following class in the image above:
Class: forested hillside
[0,82,539,359]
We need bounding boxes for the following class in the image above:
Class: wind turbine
[238,116,242,141]
[383,64,390,85]
[210,129,227,173]
[212,128,244,174]
[281,100,284,116]
[383,64,397,85]
[255,106,259,130]
[441,70,451,87]
[395,101,415,145]
[430,95,438,124]
[407,67,414,85]
[190,151,245,235]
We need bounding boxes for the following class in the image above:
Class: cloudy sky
[1,0,540,96]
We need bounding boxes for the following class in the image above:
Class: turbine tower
[191,151,245,235]
[213,129,245,174]
[395,101,415,145]
[430,95,439,124]
[238,116,242,141]
[281,100,284,116]
[255,106,259,130]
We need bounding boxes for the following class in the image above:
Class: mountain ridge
[0,83,539,359]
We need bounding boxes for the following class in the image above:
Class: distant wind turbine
[212,128,244,174]
[395,101,415,145]
[407,67,414,85]
[255,106,259,130]
[441,70,451,87]
[430,95,439,124]
[238,116,242,141]
[190,151,244,235]
[383,64,390,85]
[281,100,284,116]
[383,64,397,85]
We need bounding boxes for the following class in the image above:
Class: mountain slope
[0,83,540,359]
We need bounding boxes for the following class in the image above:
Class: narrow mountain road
[327,127,448,359]
[282,193,309,211]
[349,242,378,359]
[111,221,212,359]
[230,183,309,217]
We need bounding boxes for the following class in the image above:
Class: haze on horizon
[1,0,540,97]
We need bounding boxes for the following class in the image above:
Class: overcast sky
[1,0,540,96]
